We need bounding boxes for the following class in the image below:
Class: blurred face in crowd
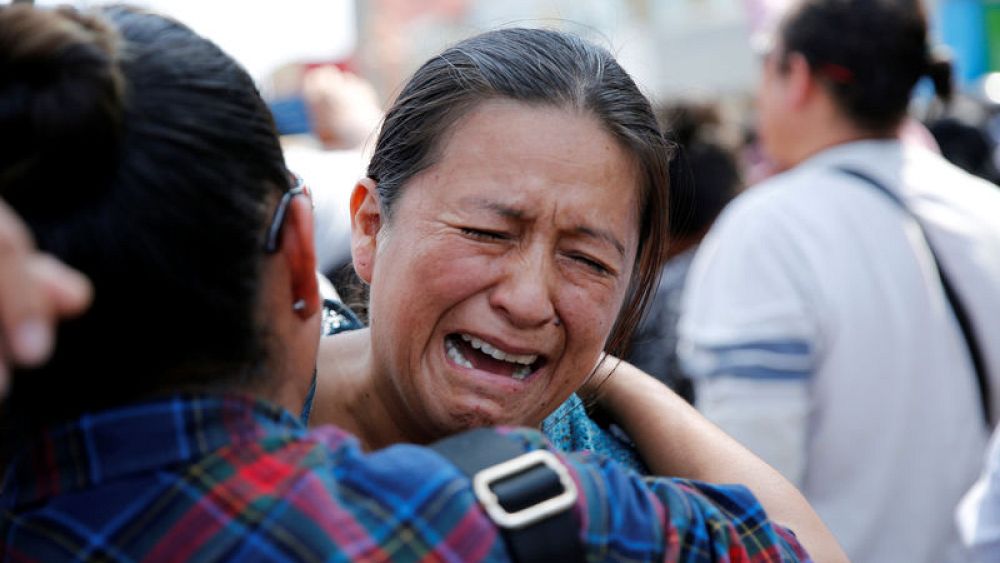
[353,99,640,437]
[756,44,796,170]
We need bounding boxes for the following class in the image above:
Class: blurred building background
[13,1,1000,109]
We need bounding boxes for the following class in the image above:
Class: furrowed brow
[464,197,526,220]
[571,225,626,258]
[460,197,626,257]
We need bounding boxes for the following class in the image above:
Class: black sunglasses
[264,172,311,253]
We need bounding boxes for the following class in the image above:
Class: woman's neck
[313,328,428,450]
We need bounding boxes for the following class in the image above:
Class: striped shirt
[1,394,809,561]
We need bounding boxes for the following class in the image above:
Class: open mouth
[444,333,544,381]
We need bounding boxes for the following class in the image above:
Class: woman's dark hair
[0,5,288,433]
[367,27,672,356]
[778,0,951,133]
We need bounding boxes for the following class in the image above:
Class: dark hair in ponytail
[926,48,954,104]
[778,0,947,133]
[0,5,289,435]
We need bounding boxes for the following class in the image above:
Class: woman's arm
[583,356,847,563]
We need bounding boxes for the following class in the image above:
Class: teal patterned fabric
[542,392,648,474]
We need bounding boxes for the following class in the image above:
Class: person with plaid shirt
[3,394,811,561]
[0,4,841,561]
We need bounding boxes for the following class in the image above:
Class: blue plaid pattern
[1,394,809,561]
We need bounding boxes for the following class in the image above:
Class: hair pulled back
[368,27,671,356]
[779,0,951,133]
[0,5,289,432]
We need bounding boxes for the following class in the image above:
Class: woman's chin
[430,400,531,435]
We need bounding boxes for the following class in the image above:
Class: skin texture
[315,100,640,448]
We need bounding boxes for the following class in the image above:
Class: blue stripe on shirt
[704,340,811,356]
[684,338,815,381]
[709,364,812,380]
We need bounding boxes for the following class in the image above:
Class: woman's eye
[570,254,611,275]
[460,227,507,241]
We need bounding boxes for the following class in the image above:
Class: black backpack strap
[838,167,993,429]
[431,428,586,562]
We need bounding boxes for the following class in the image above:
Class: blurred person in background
[0,4,840,560]
[678,0,1000,561]
[271,62,384,291]
[301,65,383,152]
[626,103,743,404]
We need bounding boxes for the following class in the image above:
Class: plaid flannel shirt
[1,394,809,561]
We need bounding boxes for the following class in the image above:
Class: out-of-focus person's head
[302,66,383,151]
[0,5,320,442]
[352,28,671,437]
[757,0,951,169]
[657,103,742,249]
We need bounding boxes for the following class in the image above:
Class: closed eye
[460,227,508,241]
[569,254,612,275]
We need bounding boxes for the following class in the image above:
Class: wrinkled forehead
[405,99,643,232]
[414,98,641,187]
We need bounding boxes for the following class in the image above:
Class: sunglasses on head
[264,171,312,254]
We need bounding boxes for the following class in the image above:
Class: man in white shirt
[679,1,1000,561]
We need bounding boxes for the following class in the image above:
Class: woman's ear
[350,178,382,284]
[283,195,321,318]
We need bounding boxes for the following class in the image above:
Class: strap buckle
[472,449,578,530]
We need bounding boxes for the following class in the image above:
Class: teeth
[512,364,531,380]
[459,334,537,365]
[445,337,473,369]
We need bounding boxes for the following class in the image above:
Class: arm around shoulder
[578,359,846,562]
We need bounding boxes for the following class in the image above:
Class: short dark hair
[0,5,289,433]
[779,0,951,133]
[367,27,672,355]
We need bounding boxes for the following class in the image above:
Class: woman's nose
[489,253,557,328]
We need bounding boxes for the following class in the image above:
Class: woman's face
[357,99,640,438]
